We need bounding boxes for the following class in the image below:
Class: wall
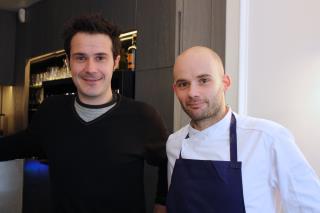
[226,0,320,176]
[225,0,239,111]
[135,0,175,131]
[0,10,16,85]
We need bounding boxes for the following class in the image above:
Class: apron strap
[230,113,238,163]
[185,133,190,139]
[179,134,189,159]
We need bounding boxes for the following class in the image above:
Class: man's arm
[154,203,167,213]
[142,104,169,208]
[272,127,320,212]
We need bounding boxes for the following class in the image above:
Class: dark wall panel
[211,0,226,65]
[92,0,137,31]
[0,10,16,85]
[136,0,176,71]
[23,0,136,58]
[135,67,174,132]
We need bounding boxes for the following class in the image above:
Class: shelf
[29,85,43,89]
[30,78,73,89]
[30,51,66,74]
[42,78,73,87]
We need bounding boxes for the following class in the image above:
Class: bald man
[166,46,320,213]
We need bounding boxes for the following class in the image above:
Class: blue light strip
[24,160,49,173]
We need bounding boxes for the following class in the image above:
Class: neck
[191,106,229,131]
[78,90,113,106]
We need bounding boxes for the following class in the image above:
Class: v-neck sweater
[0,94,168,213]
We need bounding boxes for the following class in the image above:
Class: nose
[187,83,200,98]
[84,58,97,73]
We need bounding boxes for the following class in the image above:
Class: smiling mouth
[186,102,204,109]
[79,72,104,82]
[83,77,102,82]
[80,74,104,83]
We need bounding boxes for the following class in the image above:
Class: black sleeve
[142,104,169,206]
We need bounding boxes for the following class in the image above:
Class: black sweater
[0,95,168,213]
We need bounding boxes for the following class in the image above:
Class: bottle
[127,36,137,71]
[63,59,71,78]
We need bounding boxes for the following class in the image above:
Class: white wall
[225,0,240,111]
[226,0,320,176]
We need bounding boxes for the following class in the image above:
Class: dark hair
[63,13,121,60]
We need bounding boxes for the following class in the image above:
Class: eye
[74,55,87,62]
[95,55,107,61]
[175,81,189,89]
[199,77,210,85]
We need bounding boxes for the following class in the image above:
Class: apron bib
[167,113,246,213]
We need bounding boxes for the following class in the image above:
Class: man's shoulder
[168,125,189,141]
[39,95,73,111]
[234,113,293,139]
[43,94,73,104]
[118,95,158,114]
[119,95,150,107]
[116,95,167,133]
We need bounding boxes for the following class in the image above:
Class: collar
[187,107,232,139]
[75,93,119,109]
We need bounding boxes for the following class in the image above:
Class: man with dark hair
[63,14,121,60]
[0,14,168,213]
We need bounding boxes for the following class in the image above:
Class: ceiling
[0,0,42,11]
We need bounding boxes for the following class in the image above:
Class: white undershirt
[74,99,116,122]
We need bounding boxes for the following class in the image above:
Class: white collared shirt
[167,109,320,213]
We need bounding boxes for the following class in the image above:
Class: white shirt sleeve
[271,127,320,212]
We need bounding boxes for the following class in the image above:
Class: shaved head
[174,46,225,81]
[173,46,230,130]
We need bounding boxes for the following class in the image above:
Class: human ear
[222,74,231,91]
[113,55,121,71]
[172,83,177,93]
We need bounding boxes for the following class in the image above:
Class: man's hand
[153,204,166,213]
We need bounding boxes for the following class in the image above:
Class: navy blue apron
[167,113,246,213]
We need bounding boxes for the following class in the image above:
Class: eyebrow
[174,74,213,83]
[71,52,108,57]
[196,74,212,79]
[175,79,188,84]
[94,53,108,56]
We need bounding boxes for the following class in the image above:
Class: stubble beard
[182,96,225,127]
